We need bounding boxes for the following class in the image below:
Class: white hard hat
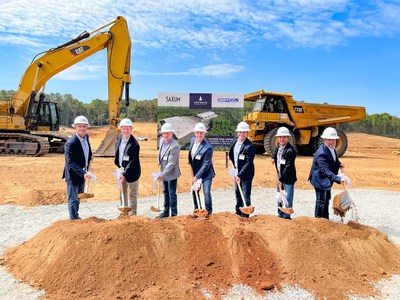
[193,123,207,132]
[275,127,291,137]
[72,115,90,127]
[160,122,175,133]
[321,127,340,139]
[118,118,133,128]
[235,121,251,132]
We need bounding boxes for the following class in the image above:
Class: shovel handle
[237,182,247,207]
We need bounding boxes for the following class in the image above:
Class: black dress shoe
[156,212,169,218]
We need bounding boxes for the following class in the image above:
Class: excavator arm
[2,16,131,156]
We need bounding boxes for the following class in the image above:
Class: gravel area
[1,188,399,299]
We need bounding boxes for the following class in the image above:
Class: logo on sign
[190,93,212,109]
[166,96,181,102]
[70,45,90,56]
[217,98,239,103]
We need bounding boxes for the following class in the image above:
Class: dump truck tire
[335,129,348,157]
[264,127,297,156]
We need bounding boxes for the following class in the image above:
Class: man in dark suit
[309,127,346,219]
[272,127,297,219]
[229,122,256,217]
[188,123,215,215]
[63,115,92,220]
[114,118,141,215]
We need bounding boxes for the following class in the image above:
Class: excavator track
[30,131,69,153]
[0,133,50,156]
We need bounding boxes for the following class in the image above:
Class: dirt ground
[2,123,400,299]
[1,123,400,206]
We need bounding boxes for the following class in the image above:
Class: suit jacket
[159,138,181,181]
[273,142,297,185]
[188,137,215,182]
[228,137,256,181]
[114,134,141,183]
[62,133,92,185]
[309,143,341,190]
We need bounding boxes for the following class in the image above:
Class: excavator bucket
[94,126,119,157]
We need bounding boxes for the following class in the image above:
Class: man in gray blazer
[157,122,181,218]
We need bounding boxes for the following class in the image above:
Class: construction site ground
[1,123,400,300]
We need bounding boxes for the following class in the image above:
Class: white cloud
[54,62,104,81]
[1,0,400,53]
[135,63,245,78]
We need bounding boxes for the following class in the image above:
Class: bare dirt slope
[1,123,399,206]
[4,214,400,300]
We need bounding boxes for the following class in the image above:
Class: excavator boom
[0,16,131,156]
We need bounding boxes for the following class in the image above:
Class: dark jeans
[276,182,294,219]
[314,187,331,219]
[234,179,252,217]
[192,179,213,214]
[162,179,178,216]
[67,181,84,220]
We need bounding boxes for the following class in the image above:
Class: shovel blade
[77,193,94,199]
[118,206,132,213]
[150,206,162,213]
[279,207,294,215]
[239,206,255,215]
[193,209,208,218]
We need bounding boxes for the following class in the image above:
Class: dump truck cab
[243,89,366,157]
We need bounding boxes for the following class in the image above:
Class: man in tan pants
[114,118,141,215]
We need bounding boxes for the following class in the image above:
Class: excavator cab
[34,101,60,131]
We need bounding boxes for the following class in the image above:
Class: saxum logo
[166,96,181,102]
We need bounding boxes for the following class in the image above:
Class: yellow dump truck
[243,90,366,157]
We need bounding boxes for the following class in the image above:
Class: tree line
[0,90,158,126]
[341,113,400,139]
[1,89,399,139]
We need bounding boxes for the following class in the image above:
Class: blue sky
[1,0,399,117]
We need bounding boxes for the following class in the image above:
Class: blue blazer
[114,134,141,183]
[309,144,341,190]
[228,137,256,181]
[62,133,92,185]
[188,137,215,182]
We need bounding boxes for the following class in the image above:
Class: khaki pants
[120,179,139,215]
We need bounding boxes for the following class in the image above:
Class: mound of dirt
[17,189,67,206]
[4,213,400,299]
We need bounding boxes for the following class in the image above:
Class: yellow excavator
[0,16,131,156]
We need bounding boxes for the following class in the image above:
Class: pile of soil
[4,213,400,299]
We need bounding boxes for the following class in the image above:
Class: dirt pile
[4,213,400,299]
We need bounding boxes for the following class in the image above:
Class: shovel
[118,178,132,213]
[193,183,208,218]
[238,182,255,215]
[78,169,94,199]
[277,183,294,215]
[150,180,162,212]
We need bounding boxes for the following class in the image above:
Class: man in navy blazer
[309,127,346,219]
[114,118,141,215]
[229,122,256,217]
[62,116,93,220]
[188,123,215,215]
[272,127,297,219]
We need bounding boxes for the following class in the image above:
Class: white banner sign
[157,92,189,107]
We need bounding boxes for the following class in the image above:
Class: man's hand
[84,173,91,180]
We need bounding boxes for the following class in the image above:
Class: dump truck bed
[244,90,366,129]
